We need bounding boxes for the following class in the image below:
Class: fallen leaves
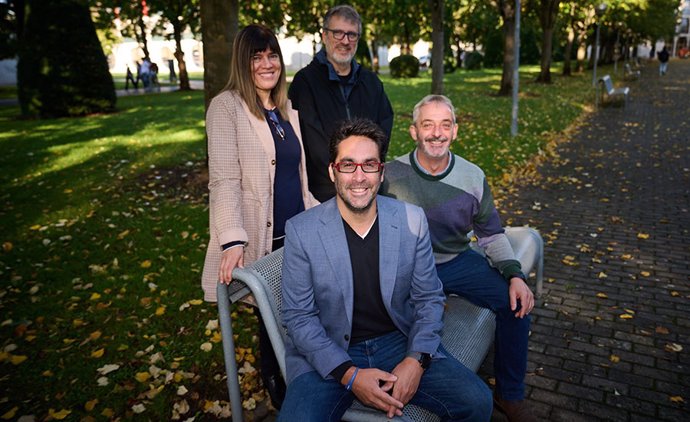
[665,343,683,353]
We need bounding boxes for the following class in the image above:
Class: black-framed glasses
[323,27,360,42]
[332,161,384,173]
[266,110,285,141]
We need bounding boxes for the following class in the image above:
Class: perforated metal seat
[218,226,544,421]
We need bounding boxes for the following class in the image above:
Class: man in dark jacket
[288,4,394,202]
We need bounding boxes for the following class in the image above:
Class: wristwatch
[408,352,432,370]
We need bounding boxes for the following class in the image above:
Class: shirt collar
[316,48,360,84]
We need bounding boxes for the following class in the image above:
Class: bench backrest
[600,75,614,93]
[222,226,544,422]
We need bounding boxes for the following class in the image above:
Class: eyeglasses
[266,110,285,141]
[332,161,384,173]
[323,28,360,42]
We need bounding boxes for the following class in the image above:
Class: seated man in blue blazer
[278,118,492,421]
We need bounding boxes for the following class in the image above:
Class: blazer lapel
[378,197,400,308]
[238,98,275,162]
[318,200,354,327]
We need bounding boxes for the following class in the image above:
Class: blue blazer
[281,195,446,384]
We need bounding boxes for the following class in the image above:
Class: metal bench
[623,62,641,80]
[218,226,544,422]
[598,74,630,107]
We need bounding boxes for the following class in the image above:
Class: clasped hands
[343,357,423,418]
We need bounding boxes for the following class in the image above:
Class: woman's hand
[219,246,244,284]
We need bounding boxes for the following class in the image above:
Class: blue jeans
[278,331,492,422]
[436,249,530,401]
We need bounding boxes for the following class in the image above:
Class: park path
[488,59,690,421]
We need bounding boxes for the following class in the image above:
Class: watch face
[420,353,432,369]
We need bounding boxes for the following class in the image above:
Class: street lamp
[592,3,608,87]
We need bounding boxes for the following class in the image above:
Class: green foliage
[464,51,484,70]
[17,0,116,118]
[389,54,420,78]
[355,37,373,70]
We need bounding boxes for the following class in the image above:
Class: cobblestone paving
[487,59,690,421]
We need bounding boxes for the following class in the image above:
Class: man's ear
[409,124,418,141]
[328,163,335,183]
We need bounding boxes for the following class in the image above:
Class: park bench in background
[598,75,630,107]
[218,226,544,422]
[623,62,641,80]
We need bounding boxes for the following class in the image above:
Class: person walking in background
[657,46,670,75]
[139,57,152,91]
[288,4,394,202]
[168,59,177,83]
[125,65,138,90]
[278,118,492,421]
[380,95,536,422]
[201,24,318,410]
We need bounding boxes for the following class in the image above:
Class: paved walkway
[488,60,690,420]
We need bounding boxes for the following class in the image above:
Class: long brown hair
[225,24,289,120]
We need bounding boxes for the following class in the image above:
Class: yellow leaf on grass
[596,292,608,299]
[189,299,203,306]
[637,232,650,239]
[48,408,72,420]
[598,272,607,278]
[2,242,12,252]
[155,306,166,316]
[101,408,114,417]
[10,355,27,365]
[91,348,105,358]
[669,396,685,404]
[609,354,620,363]
[85,398,99,411]
[90,292,101,301]
[135,371,151,382]
[117,230,130,240]
[89,330,102,341]
[1,406,18,419]
[210,331,222,343]
[140,260,152,268]
[619,314,633,319]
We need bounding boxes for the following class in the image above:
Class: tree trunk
[137,15,150,59]
[536,0,560,83]
[537,26,554,82]
[575,24,587,73]
[200,0,238,111]
[173,22,191,91]
[429,0,444,94]
[562,25,574,76]
[370,38,379,74]
[498,0,516,96]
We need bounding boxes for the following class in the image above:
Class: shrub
[17,0,116,118]
[464,51,484,70]
[390,54,419,78]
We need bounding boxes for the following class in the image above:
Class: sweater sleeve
[474,178,522,280]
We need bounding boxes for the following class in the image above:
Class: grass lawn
[0,65,595,420]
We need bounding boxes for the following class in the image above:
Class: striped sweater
[381,150,522,280]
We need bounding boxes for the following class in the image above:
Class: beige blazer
[202,90,319,302]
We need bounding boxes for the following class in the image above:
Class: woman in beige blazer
[201,24,318,408]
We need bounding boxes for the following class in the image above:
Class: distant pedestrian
[168,59,177,83]
[150,62,160,91]
[657,46,670,75]
[125,65,138,90]
[140,57,152,91]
